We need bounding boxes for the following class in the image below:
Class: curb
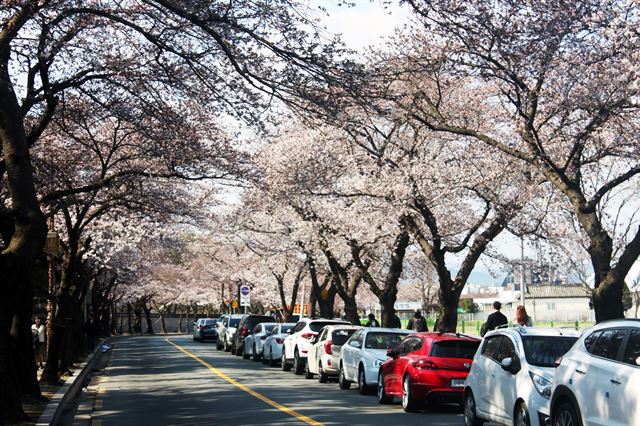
[35,340,110,426]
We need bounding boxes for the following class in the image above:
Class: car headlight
[529,372,552,399]
[373,359,385,368]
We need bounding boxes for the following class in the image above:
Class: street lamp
[43,217,60,357]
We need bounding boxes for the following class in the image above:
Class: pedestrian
[407,310,428,332]
[31,315,45,369]
[389,308,402,329]
[514,305,533,327]
[84,313,99,351]
[481,301,508,336]
[365,313,380,327]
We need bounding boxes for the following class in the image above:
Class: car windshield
[280,325,294,334]
[365,332,405,350]
[522,336,579,367]
[203,320,217,326]
[229,318,241,327]
[430,340,479,359]
[310,322,345,332]
[332,329,357,346]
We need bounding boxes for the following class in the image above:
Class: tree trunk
[133,304,142,334]
[178,314,183,334]
[380,292,398,328]
[126,303,133,334]
[141,302,154,334]
[159,310,167,334]
[342,297,359,325]
[317,282,338,319]
[434,282,463,332]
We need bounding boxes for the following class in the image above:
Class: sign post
[240,284,251,313]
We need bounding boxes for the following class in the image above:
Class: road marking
[94,399,103,410]
[165,337,323,426]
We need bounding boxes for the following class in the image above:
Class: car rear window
[365,332,406,350]
[264,324,276,333]
[247,316,275,326]
[310,322,346,332]
[430,340,480,359]
[203,320,217,326]
[523,336,578,367]
[229,318,241,327]
[332,329,357,346]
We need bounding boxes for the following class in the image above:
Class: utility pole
[520,237,526,307]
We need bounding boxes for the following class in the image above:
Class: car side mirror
[287,329,292,334]
[386,347,396,358]
[501,357,520,374]
[636,356,640,366]
[350,340,361,349]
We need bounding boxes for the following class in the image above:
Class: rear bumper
[409,370,468,402]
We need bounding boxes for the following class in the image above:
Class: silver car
[262,323,296,367]
[339,327,411,394]
[243,322,278,361]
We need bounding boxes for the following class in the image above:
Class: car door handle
[575,369,586,375]
[610,378,622,385]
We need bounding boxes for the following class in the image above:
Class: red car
[377,332,480,412]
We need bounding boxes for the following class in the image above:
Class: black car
[233,314,276,356]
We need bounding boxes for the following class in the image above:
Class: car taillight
[413,359,438,370]
[241,325,248,336]
[301,333,316,340]
[260,335,268,340]
[324,340,333,355]
[276,338,284,344]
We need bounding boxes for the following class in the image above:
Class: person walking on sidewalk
[407,310,428,332]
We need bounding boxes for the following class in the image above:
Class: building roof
[527,285,591,299]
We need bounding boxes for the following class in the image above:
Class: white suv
[282,318,350,375]
[550,319,640,426]
[464,326,579,426]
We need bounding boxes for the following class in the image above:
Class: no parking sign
[240,285,250,306]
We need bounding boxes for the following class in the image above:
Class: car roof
[486,325,581,338]
[410,332,481,342]
[582,319,640,333]
[362,327,412,334]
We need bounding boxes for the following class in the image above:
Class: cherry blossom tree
[398,0,640,322]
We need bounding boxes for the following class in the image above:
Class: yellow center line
[165,337,324,426]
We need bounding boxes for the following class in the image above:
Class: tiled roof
[527,285,591,299]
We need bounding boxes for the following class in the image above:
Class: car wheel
[377,373,393,404]
[224,339,230,352]
[463,390,484,426]
[242,343,250,359]
[338,365,351,390]
[281,352,292,371]
[402,375,420,412]
[303,361,314,379]
[515,401,531,426]
[293,349,304,375]
[318,363,328,384]
[268,353,277,367]
[358,366,369,395]
[253,345,261,362]
[554,401,582,426]
[216,339,223,350]
[235,342,243,357]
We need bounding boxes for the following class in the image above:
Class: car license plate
[450,379,465,388]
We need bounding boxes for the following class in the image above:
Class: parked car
[192,318,219,342]
[550,319,640,426]
[216,314,244,352]
[262,323,296,367]
[378,332,480,412]
[339,327,412,394]
[232,314,276,357]
[464,326,579,426]
[242,322,278,361]
[283,318,351,375]
[305,325,362,382]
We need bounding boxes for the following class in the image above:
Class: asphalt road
[84,335,489,426]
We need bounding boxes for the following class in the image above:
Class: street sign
[240,285,250,307]
[231,299,238,309]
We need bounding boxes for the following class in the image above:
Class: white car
[550,319,640,426]
[305,325,362,382]
[339,327,411,394]
[262,323,296,367]
[243,322,278,361]
[463,326,579,426]
[216,314,243,352]
[282,318,350,375]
